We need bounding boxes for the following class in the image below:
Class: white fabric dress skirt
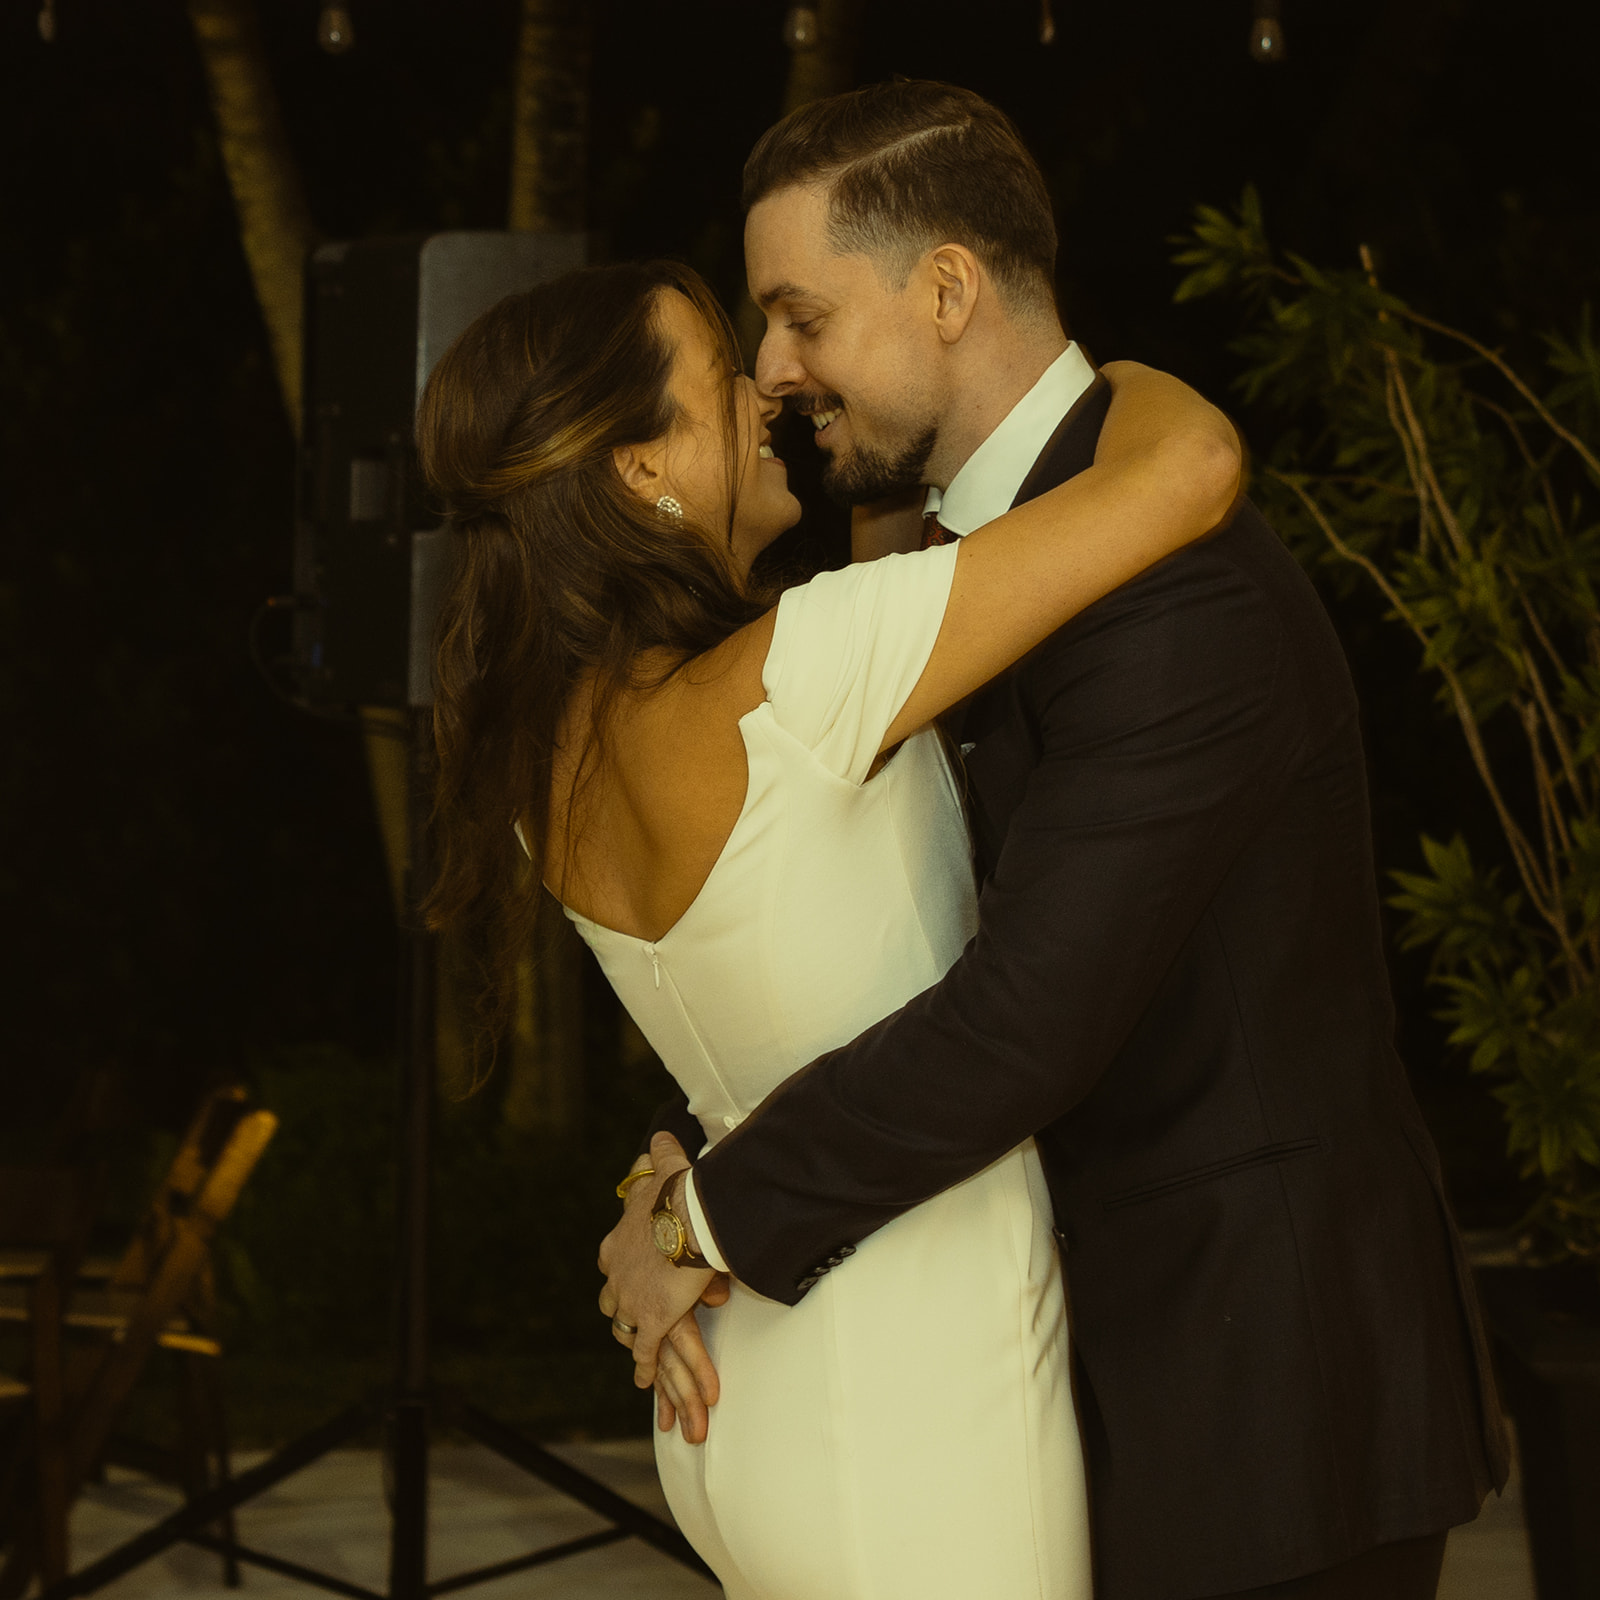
[569,544,1091,1600]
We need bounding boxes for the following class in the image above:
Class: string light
[1249,0,1286,63]
[317,4,355,54]
[782,4,818,50]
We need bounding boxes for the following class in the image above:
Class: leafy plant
[1174,191,1600,1266]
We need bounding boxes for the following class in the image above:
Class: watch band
[650,1170,712,1269]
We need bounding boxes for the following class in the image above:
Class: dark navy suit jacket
[655,378,1508,1599]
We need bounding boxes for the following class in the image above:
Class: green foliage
[1175,194,1600,1266]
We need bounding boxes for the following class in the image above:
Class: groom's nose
[753,330,803,399]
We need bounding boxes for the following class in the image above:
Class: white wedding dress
[567,543,1091,1600]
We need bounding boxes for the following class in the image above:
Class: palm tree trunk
[733,0,865,358]
[501,897,587,1136]
[508,0,591,232]
[499,0,592,1133]
[781,0,863,117]
[186,0,316,433]
[186,1,427,1061]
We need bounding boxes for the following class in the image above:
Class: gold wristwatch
[651,1170,712,1269]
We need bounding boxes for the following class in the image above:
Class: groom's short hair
[743,80,1058,315]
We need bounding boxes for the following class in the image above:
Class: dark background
[2,0,1595,1436]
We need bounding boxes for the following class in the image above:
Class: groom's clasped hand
[597,1131,724,1442]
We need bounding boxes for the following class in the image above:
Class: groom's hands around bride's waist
[598,1132,725,1441]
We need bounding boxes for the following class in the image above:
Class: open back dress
[566,543,1091,1600]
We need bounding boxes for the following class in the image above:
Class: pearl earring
[656,495,683,520]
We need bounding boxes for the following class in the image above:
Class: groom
[599,80,1507,1600]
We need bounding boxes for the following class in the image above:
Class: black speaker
[292,231,587,709]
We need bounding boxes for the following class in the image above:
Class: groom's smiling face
[746,182,944,505]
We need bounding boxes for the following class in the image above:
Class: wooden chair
[0,1091,276,1598]
[69,1085,254,1582]
[0,1166,103,1590]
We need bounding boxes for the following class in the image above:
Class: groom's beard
[821,422,938,507]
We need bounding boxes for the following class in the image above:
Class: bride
[416,259,1239,1598]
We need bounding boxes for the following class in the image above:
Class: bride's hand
[598,1133,723,1406]
[653,1283,729,1443]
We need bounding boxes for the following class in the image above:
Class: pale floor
[49,1436,1533,1599]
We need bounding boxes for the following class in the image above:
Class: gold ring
[612,1315,639,1338]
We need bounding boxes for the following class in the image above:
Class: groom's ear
[928,243,982,346]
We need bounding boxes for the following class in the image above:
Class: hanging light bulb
[317,4,355,54]
[37,0,56,42]
[782,4,819,50]
[1249,0,1286,63]
[1039,0,1056,45]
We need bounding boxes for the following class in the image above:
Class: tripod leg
[449,1398,716,1580]
[34,1399,376,1600]
[387,704,436,1600]
[177,1353,208,1502]
[387,1397,428,1600]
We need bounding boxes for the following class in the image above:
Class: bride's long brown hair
[416,260,771,1055]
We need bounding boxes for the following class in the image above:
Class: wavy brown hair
[416,260,771,1059]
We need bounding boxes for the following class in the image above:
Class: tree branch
[1515,628,1591,818]
[1468,390,1566,537]
[1396,304,1600,482]
[1385,349,1468,560]
[1381,363,1439,558]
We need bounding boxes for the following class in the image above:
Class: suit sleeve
[692,547,1298,1304]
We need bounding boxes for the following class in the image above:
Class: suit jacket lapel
[1010,370,1113,507]
[950,371,1113,759]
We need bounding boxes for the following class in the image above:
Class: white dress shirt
[682,340,1098,1273]
[924,341,1098,536]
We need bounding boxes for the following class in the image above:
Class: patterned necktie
[921,513,954,550]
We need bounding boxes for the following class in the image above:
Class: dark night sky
[2,0,1596,1149]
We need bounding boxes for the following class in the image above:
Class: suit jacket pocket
[1100,1138,1323,1212]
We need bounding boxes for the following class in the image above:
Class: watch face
[652,1210,682,1258]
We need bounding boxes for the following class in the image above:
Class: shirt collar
[923,343,1097,536]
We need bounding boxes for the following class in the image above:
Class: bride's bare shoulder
[544,608,782,931]
[555,606,781,792]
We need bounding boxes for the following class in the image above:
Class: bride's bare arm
[881,363,1241,752]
